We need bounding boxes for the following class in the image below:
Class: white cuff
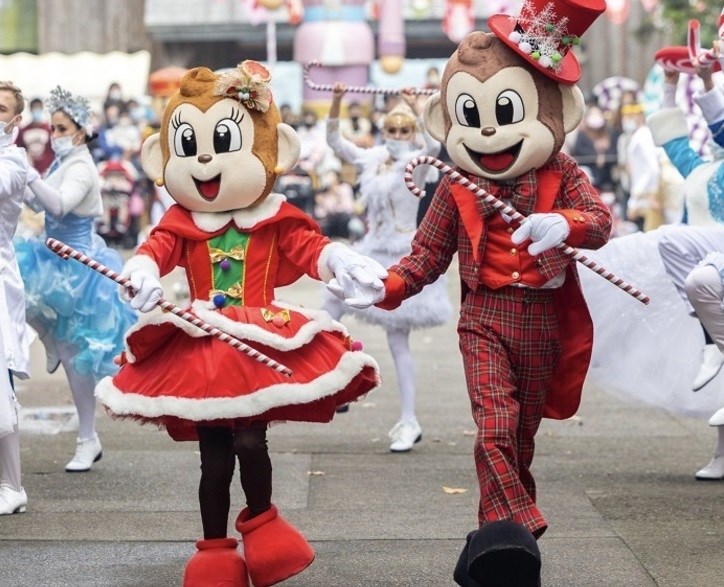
[317,242,347,283]
[694,85,724,125]
[647,108,688,146]
[122,254,160,279]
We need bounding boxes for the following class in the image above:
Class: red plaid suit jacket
[379,152,612,419]
[381,152,612,299]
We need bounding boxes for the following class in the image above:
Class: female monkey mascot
[94,63,382,587]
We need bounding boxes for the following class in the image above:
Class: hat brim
[488,14,581,85]
[654,46,722,74]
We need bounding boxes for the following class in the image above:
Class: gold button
[507,227,514,234]
[512,271,520,280]
[510,248,517,255]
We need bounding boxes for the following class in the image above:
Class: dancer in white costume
[0,81,32,515]
[322,83,453,452]
[582,62,724,480]
[15,86,136,473]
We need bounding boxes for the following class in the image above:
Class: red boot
[235,504,315,587]
[183,537,249,587]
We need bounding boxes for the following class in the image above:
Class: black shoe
[467,521,541,587]
[453,531,482,587]
[335,403,350,413]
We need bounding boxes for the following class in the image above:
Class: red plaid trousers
[458,285,561,538]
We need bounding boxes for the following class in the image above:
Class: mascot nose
[481,127,496,137]
[198,154,213,164]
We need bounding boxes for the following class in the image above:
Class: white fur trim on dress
[190,193,285,233]
[647,108,689,147]
[122,299,351,363]
[95,350,380,421]
[317,241,348,283]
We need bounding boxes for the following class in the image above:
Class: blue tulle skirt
[14,213,137,382]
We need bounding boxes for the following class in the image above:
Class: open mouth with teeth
[193,174,222,201]
[464,140,523,174]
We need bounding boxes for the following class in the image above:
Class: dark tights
[197,423,272,539]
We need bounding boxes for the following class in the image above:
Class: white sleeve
[42,160,94,217]
[326,118,367,165]
[0,149,28,200]
[26,178,62,216]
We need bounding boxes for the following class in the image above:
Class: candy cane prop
[687,16,724,67]
[45,238,293,377]
[303,61,437,96]
[404,156,651,305]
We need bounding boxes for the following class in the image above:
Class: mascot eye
[173,123,197,157]
[214,119,242,153]
[454,94,480,128]
[495,91,524,125]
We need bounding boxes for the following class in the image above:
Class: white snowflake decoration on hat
[507,1,577,71]
[46,86,93,133]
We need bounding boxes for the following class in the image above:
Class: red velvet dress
[95,195,380,441]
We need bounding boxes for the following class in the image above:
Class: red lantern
[148,67,188,98]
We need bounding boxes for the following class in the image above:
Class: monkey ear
[423,93,446,143]
[560,85,585,134]
[275,123,301,174]
[141,133,164,183]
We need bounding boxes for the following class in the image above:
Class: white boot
[695,454,724,480]
[39,332,61,374]
[709,407,724,426]
[65,435,102,472]
[0,483,27,515]
[388,419,422,453]
[692,344,724,391]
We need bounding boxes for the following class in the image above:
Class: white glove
[326,247,387,309]
[25,163,40,184]
[122,270,163,312]
[512,212,571,256]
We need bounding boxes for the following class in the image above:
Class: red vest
[450,169,563,289]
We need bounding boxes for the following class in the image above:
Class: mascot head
[424,0,606,180]
[141,61,300,213]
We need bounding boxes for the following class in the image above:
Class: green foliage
[0,0,38,53]
[660,0,721,46]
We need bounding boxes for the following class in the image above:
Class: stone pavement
[1,266,722,586]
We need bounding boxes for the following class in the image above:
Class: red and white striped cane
[688,19,720,68]
[404,156,651,305]
[45,238,293,377]
[303,61,437,96]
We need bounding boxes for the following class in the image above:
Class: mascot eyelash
[229,107,244,125]
[171,112,184,130]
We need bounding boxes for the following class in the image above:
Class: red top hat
[488,0,607,85]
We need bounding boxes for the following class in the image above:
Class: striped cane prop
[688,18,722,69]
[45,238,293,377]
[404,156,651,305]
[303,61,437,96]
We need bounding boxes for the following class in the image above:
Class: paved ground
[1,265,723,586]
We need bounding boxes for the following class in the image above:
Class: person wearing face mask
[16,98,54,175]
[14,85,136,474]
[0,80,33,516]
[322,82,453,453]
[570,103,618,194]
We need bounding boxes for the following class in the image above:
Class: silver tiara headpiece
[46,86,92,132]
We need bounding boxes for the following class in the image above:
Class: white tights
[684,264,724,459]
[0,425,21,491]
[322,296,417,423]
[57,343,97,441]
